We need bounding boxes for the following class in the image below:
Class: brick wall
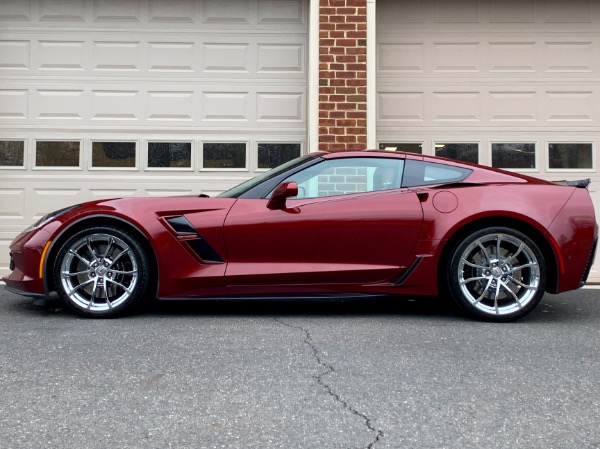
[319,0,367,152]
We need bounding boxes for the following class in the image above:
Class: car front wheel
[447,227,546,322]
[53,226,150,317]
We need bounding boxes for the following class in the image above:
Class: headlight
[24,205,81,233]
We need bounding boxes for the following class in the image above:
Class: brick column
[319,0,367,152]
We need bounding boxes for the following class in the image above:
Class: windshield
[217,154,317,198]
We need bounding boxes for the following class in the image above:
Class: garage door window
[35,141,80,168]
[0,141,25,167]
[257,143,301,170]
[378,143,423,154]
[91,142,136,168]
[148,142,192,169]
[435,143,478,164]
[492,143,536,170]
[203,143,246,169]
[548,143,593,170]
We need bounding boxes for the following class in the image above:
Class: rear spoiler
[554,179,591,188]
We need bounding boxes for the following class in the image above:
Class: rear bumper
[547,188,597,293]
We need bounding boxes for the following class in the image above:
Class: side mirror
[267,181,298,210]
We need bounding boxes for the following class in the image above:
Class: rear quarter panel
[399,183,587,295]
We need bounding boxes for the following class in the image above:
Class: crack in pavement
[274,318,384,449]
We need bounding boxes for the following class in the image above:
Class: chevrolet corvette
[3,150,597,321]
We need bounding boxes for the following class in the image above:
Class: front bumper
[2,228,52,298]
[3,284,47,300]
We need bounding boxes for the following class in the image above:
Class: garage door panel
[0,83,307,129]
[0,89,28,120]
[0,0,307,29]
[0,40,30,70]
[0,35,307,79]
[377,38,600,79]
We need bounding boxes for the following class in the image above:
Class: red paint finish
[223,189,423,287]
[3,150,597,307]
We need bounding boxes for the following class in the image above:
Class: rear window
[402,160,472,187]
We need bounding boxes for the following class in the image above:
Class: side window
[403,160,471,187]
[281,157,405,199]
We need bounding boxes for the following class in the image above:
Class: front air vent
[165,216,197,234]
[186,238,223,263]
[164,215,224,264]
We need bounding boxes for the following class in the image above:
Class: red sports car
[3,151,597,321]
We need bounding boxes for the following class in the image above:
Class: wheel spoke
[507,275,536,289]
[500,280,522,308]
[106,278,133,294]
[109,269,137,275]
[460,276,488,285]
[496,234,502,259]
[86,236,99,259]
[494,282,501,314]
[67,278,94,297]
[508,242,525,263]
[473,278,493,305]
[104,284,112,309]
[88,278,99,309]
[103,237,114,258]
[475,240,491,264]
[62,269,91,277]
[68,250,91,267]
[510,262,538,272]
[108,248,130,268]
[461,258,488,270]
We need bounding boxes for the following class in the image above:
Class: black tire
[446,226,546,322]
[52,225,151,317]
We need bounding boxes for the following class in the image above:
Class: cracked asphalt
[1,286,600,449]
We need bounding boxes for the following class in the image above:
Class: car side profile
[3,150,598,321]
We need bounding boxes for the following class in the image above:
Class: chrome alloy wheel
[59,233,139,312]
[457,233,541,316]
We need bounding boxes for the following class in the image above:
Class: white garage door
[0,0,308,277]
[377,0,600,281]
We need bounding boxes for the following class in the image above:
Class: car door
[223,156,424,288]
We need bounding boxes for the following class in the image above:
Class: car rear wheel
[53,226,150,317]
[447,227,546,322]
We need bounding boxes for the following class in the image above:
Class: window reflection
[492,143,535,169]
[92,142,136,168]
[203,143,246,169]
[549,143,593,169]
[0,141,24,166]
[258,143,301,169]
[435,143,478,163]
[148,142,191,168]
[36,141,80,167]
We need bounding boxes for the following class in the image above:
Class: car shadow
[145,295,459,320]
